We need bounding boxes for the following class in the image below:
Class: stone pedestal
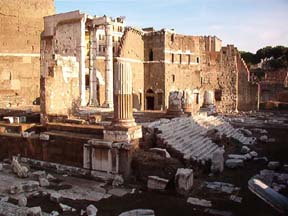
[166,91,185,117]
[103,22,113,108]
[182,89,193,114]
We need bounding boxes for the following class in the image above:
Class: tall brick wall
[143,32,166,110]
[118,28,145,110]
[0,0,55,107]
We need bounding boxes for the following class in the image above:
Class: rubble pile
[147,115,256,164]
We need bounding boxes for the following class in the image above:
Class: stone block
[147,176,169,191]
[187,197,212,207]
[225,159,244,169]
[175,168,193,194]
[149,148,171,158]
[86,204,98,216]
[211,149,224,173]
[119,209,155,216]
[268,161,281,170]
[27,206,42,216]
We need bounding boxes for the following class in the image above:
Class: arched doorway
[146,89,155,110]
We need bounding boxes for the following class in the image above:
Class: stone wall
[118,27,145,110]
[143,32,166,110]
[40,12,83,121]
[0,0,55,107]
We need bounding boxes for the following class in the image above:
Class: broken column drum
[166,91,184,116]
[183,89,193,113]
[203,90,214,106]
[113,62,136,127]
[103,22,114,108]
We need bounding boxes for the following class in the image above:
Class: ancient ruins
[0,0,287,215]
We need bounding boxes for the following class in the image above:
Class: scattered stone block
[11,156,29,178]
[283,164,288,172]
[240,128,252,136]
[204,208,233,216]
[249,151,258,158]
[225,159,244,169]
[39,133,50,141]
[112,175,124,187]
[230,195,242,203]
[253,157,268,163]
[187,197,212,207]
[17,195,27,207]
[3,117,14,124]
[175,168,194,194]
[211,149,224,173]
[50,192,62,203]
[108,188,129,197]
[228,154,247,161]
[86,204,98,216]
[0,194,9,202]
[0,163,3,171]
[205,182,240,194]
[241,146,250,154]
[22,181,40,193]
[259,135,268,142]
[149,148,171,158]
[268,161,281,170]
[50,211,60,216]
[47,174,56,181]
[147,176,169,191]
[119,209,155,216]
[60,203,75,212]
[27,206,42,216]
[39,178,50,187]
[244,153,252,160]
[32,171,46,180]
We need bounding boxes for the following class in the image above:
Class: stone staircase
[147,115,255,163]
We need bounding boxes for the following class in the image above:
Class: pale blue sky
[55,0,288,53]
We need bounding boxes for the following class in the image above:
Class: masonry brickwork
[0,0,54,107]
[40,10,257,119]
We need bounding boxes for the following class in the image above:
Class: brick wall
[0,0,54,107]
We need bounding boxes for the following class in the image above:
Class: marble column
[112,61,136,127]
[89,27,98,106]
[103,22,114,108]
[79,15,87,106]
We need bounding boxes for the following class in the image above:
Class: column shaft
[103,23,114,108]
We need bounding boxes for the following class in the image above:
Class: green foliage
[241,45,288,70]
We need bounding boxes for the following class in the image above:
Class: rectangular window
[194,93,199,104]
[215,90,222,101]
[172,74,175,82]
[188,55,191,64]
[179,54,182,64]
[171,54,175,63]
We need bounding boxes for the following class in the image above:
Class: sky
[55,0,288,53]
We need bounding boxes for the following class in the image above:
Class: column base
[102,101,114,108]
[103,125,142,142]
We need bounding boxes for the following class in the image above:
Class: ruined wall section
[236,55,257,110]
[40,12,83,122]
[0,0,55,107]
[164,33,205,109]
[143,31,166,110]
[118,27,145,110]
